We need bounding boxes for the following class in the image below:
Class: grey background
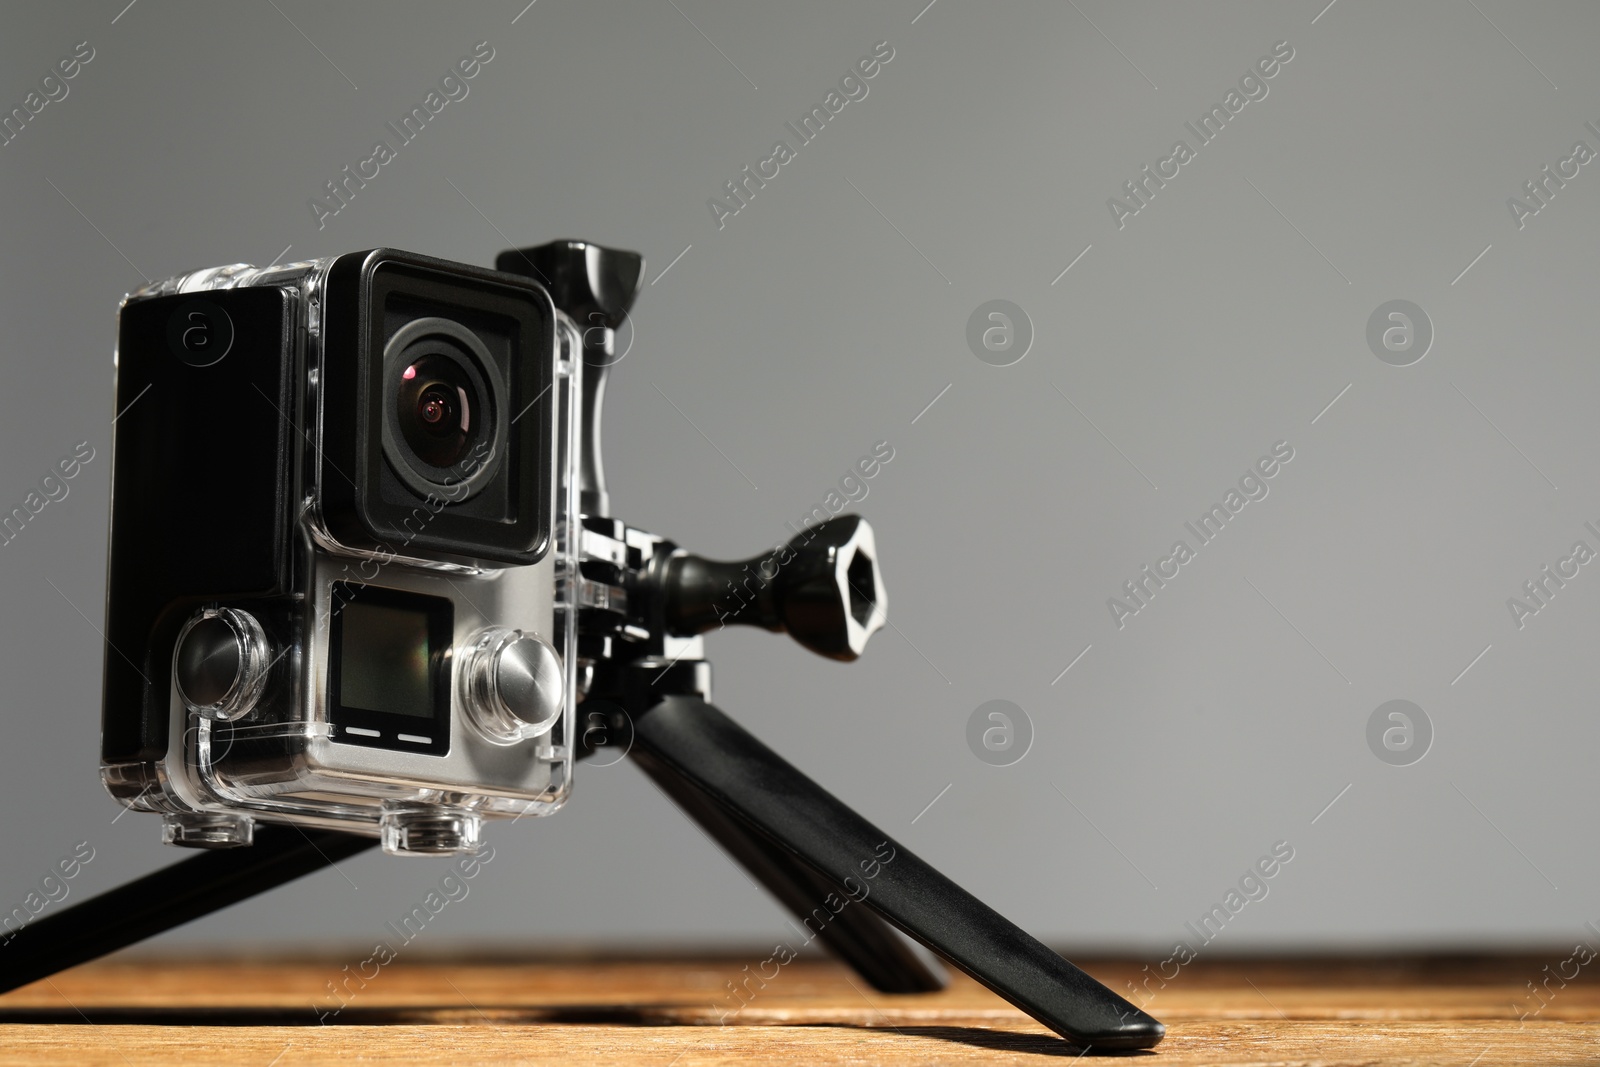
[0,0,1595,959]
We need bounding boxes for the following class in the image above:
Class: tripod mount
[0,240,1163,1051]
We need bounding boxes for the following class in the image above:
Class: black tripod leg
[0,827,374,995]
[629,696,1164,1050]
[632,747,945,993]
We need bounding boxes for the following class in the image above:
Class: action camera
[99,249,580,855]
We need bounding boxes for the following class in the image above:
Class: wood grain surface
[1,954,1594,1065]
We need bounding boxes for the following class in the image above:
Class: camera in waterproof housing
[41,241,1166,1052]
[100,248,583,855]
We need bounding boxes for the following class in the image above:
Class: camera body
[100,249,583,854]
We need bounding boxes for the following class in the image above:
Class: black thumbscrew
[654,515,887,662]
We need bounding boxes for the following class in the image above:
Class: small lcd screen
[338,601,434,718]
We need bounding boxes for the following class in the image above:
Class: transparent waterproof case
[98,251,582,853]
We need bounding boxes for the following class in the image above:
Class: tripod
[0,241,1163,1052]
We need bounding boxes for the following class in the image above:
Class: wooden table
[1,954,1594,1064]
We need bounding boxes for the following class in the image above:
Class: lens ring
[380,317,506,502]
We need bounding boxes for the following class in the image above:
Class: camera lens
[381,317,505,501]
[396,355,477,468]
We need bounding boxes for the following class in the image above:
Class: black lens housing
[319,249,555,567]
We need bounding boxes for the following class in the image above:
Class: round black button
[172,607,270,720]
[174,615,244,709]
